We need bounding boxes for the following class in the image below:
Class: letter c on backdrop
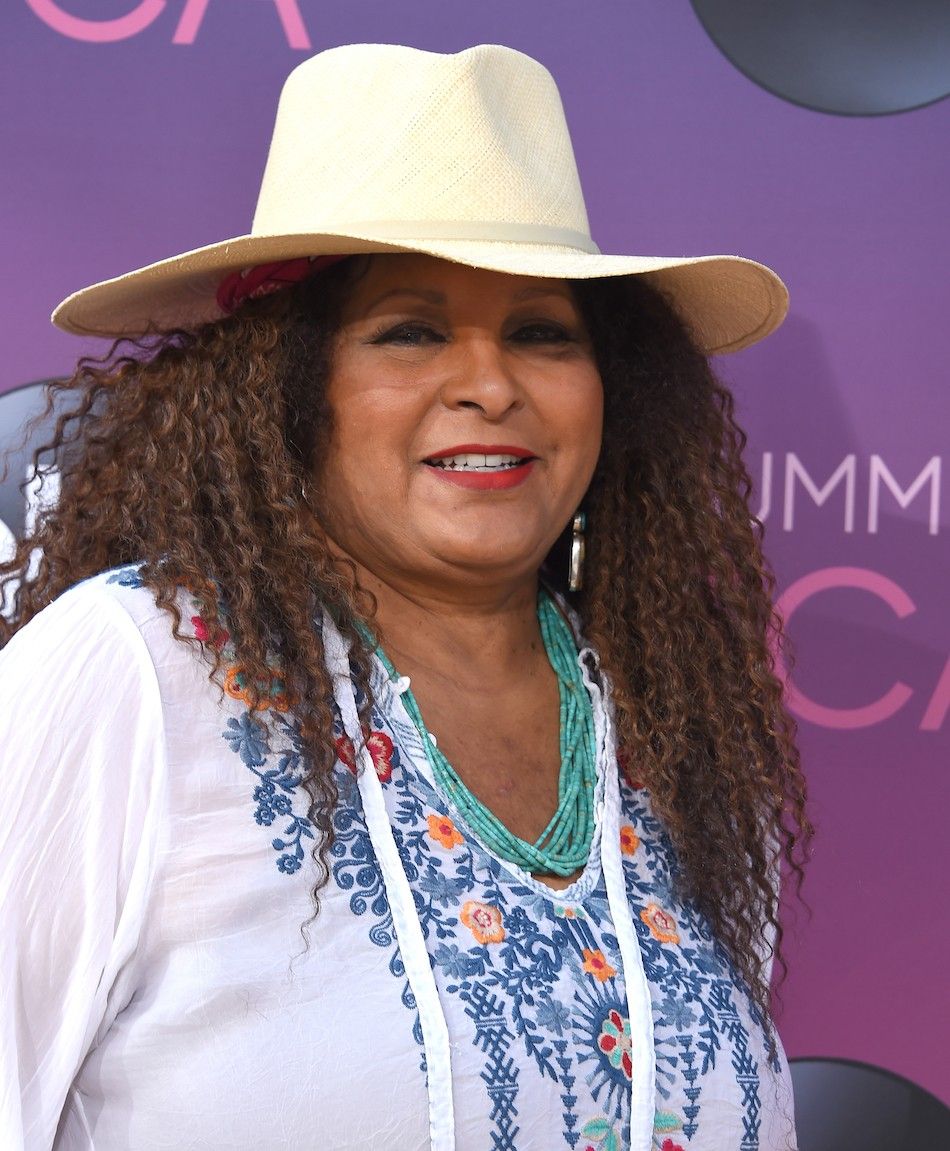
[776,566,915,729]
[25,0,165,43]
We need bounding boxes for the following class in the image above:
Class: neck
[346,559,547,692]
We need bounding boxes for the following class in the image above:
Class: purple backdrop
[2,0,948,1106]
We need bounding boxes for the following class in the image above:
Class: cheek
[313,387,375,521]
[318,381,420,510]
[559,371,604,466]
[586,383,605,455]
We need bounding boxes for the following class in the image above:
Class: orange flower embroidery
[554,905,585,919]
[619,825,640,856]
[460,900,506,944]
[223,665,246,700]
[640,902,680,944]
[224,664,290,712]
[582,948,617,982]
[427,814,464,850]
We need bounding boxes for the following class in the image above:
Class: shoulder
[2,563,144,654]
[0,564,199,702]
[0,564,168,717]
[0,572,172,1145]
[71,562,168,628]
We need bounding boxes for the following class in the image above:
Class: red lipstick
[423,443,538,491]
[424,443,535,460]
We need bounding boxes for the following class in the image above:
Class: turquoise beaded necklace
[371,588,597,877]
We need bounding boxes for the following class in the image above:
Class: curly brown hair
[0,259,810,1039]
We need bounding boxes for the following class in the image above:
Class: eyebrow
[359,284,575,313]
[362,288,446,311]
[511,286,574,302]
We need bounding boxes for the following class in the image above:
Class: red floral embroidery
[616,745,645,790]
[335,730,395,783]
[191,614,229,649]
[597,1008,633,1079]
[365,731,395,782]
[661,1141,685,1151]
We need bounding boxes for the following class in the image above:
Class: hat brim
[51,231,788,355]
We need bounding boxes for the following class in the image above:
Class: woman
[0,43,808,1151]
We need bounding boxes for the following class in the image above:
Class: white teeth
[429,453,527,471]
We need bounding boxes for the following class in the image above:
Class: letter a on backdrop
[26,0,311,49]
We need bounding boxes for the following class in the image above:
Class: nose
[438,332,524,420]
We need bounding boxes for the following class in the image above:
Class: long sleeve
[0,588,167,1150]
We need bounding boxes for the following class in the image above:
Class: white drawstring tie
[323,611,457,1151]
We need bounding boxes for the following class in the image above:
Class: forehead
[342,253,576,310]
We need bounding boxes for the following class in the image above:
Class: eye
[372,321,446,347]
[510,321,574,344]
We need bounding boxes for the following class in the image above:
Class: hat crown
[53,41,787,354]
[252,43,594,247]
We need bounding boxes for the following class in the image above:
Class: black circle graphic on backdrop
[0,382,61,542]
[690,0,950,115]
[789,1057,950,1148]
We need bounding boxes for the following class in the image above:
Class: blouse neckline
[366,642,611,905]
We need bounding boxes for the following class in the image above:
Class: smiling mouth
[424,450,538,473]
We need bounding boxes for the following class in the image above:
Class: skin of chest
[398,653,585,890]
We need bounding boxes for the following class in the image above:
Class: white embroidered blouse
[0,568,797,1150]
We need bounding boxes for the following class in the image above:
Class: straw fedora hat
[52,42,787,354]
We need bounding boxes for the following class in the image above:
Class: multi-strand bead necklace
[372,589,596,877]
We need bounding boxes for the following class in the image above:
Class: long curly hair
[0,259,810,1036]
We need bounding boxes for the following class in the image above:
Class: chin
[417,512,559,575]
[431,541,545,578]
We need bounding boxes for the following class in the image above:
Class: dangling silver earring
[568,512,586,592]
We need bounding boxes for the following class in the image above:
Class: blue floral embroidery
[418,867,466,909]
[432,941,483,981]
[221,711,314,875]
[619,778,763,1146]
[460,980,521,1150]
[536,995,572,1037]
[376,675,770,1149]
[215,651,777,1149]
[106,564,144,588]
[329,747,426,1066]
[223,712,269,766]
[573,983,630,1099]
[378,721,629,1145]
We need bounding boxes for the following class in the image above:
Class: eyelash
[371,320,574,346]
